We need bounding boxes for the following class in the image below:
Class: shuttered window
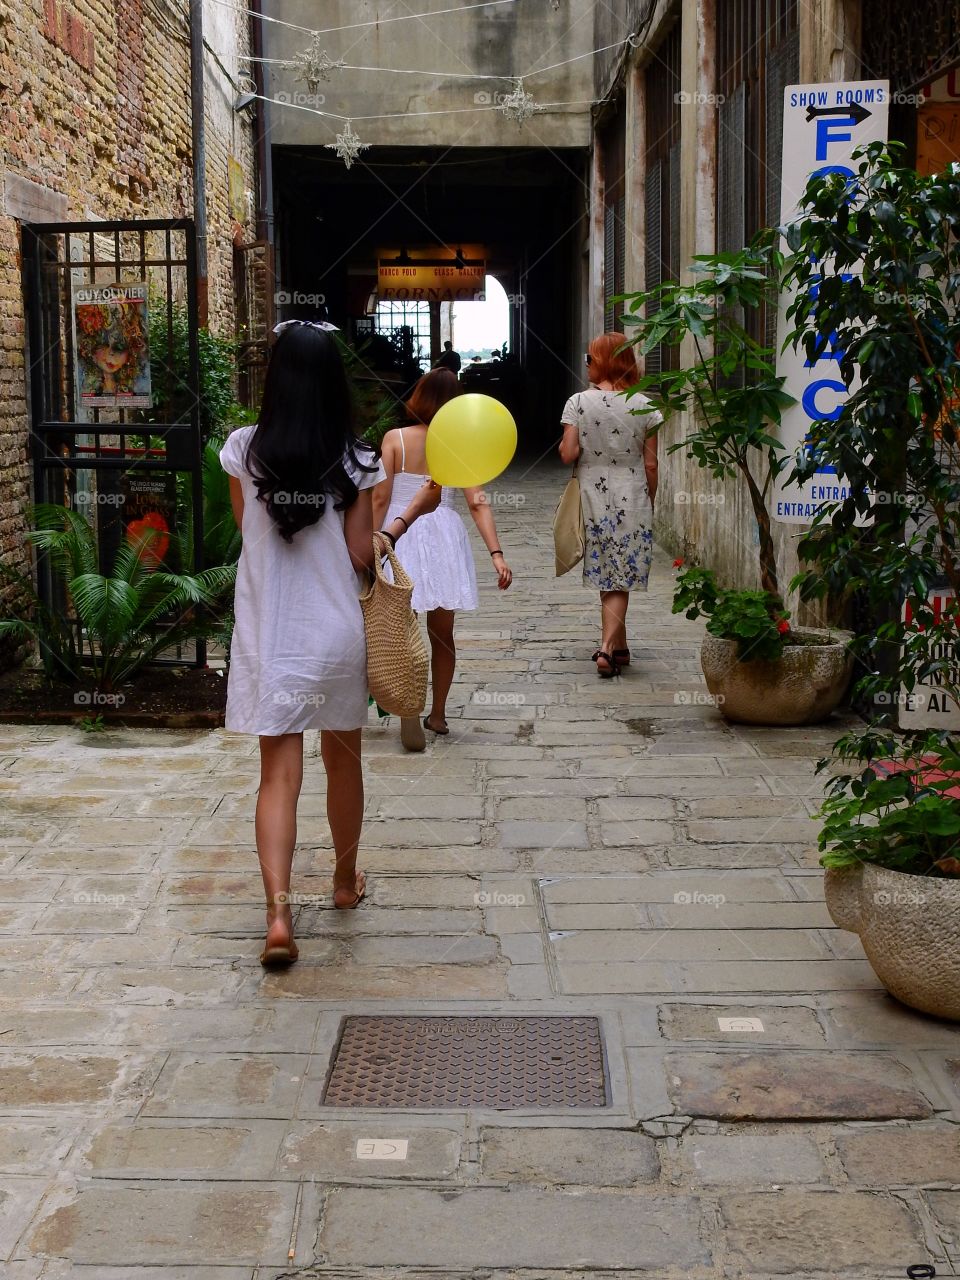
[716,0,799,355]
[643,20,681,377]
[600,105,627,329]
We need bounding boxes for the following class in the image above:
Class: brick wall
[0,0,255,653]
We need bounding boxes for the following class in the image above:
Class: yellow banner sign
[378,245,486,301]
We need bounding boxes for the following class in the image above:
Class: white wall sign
[773,81,889,524]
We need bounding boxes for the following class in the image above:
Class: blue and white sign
[773,81,889,524]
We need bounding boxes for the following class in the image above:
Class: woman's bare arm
[644,430,659,507]
[558,422,581,465]
[371,432,397,529]
[229,476,244,529]
[343,488,376,574]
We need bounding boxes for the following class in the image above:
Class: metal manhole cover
[322,1015,608,1109]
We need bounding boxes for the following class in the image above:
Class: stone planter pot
[700,628,853,726]
[824,863,960,1021]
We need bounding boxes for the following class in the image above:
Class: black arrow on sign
[805,101,872,124]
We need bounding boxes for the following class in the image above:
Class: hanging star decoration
[325,120,369,169]
[497,78,541,126]
[291,34,345,94]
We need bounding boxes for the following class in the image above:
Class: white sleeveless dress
[384,429,479,613]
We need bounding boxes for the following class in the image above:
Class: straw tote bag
[553,465,585,576]
[359,533,428,717]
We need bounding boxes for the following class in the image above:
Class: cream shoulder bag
[553,463,585,576]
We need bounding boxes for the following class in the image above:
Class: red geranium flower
[673,558,684,568]
[777,618,790,635]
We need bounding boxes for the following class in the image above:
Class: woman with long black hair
[220,321,439,965]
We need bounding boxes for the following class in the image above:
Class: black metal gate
[21,218,206,666]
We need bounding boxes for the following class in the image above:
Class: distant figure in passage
[433,340,462,375]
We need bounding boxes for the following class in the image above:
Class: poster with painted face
[74,281,152,409]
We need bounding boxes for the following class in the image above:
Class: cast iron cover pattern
[322,1015,608,1109]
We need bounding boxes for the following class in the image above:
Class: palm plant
[0,505,236,691]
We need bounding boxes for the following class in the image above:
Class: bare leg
[256,733,303,950]
[598,590,629,672]
[320,728,366,907]
[426,608,456,730]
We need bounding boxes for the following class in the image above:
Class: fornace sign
[773,81,889,525]
[377,245,486,302]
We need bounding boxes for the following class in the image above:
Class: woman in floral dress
[559,332,661,677]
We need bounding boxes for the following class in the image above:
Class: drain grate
[322,1015,608,1109]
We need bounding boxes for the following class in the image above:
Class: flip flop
[613,648,631,666]
[333,869,367,910]
[591,650,621,679]
[423,715,450,736]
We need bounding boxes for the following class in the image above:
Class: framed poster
[73,281,152,409]
[119,472,176,568]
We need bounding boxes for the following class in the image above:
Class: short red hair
[405,369,459,426]
[588,332,638,391]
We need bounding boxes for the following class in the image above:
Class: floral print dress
[560,388,660,591]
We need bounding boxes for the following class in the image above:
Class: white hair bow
[272,319,339,334]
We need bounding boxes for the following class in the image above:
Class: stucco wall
[258,0,595,148]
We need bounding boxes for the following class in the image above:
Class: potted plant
[818,731,960,1019]
[781,143,960,1018]
[621,246,853,725]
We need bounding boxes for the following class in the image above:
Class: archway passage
[272,145,588,452]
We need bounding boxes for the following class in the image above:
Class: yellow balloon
[425,393,518,488]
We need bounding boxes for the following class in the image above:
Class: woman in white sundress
[559,331,660,678]
[373,368,513,751]
[221,321,440,968]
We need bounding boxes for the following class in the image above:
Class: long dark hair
[405,368,459,426]
[243,324,379,542]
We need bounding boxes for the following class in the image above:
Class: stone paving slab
[479,1125,659,1185]
[718,1189,930,1274]
[26,1181,299,1265]
[667,1050,937,1119]
[317,1186,710,1269]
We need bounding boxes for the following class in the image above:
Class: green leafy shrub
[0,505,236,691]
[673,565,790,662]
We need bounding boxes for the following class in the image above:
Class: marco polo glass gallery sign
[773,80,889,524]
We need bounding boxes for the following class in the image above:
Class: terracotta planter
[700,627,853,726]
[824,863,960,1021]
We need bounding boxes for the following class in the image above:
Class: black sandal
[591,650,621,679]
[613,648,631,666]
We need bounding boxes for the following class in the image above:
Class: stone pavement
[1,460,958,1279]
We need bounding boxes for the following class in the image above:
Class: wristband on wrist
[490,548,503,557]
[379,529,396,547]
[395,514,409,532]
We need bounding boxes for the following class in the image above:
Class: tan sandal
[333,869,367,910]
[259,895,299,968]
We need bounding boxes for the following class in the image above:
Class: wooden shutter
[644,160,663,376]
[764,28,799,349]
